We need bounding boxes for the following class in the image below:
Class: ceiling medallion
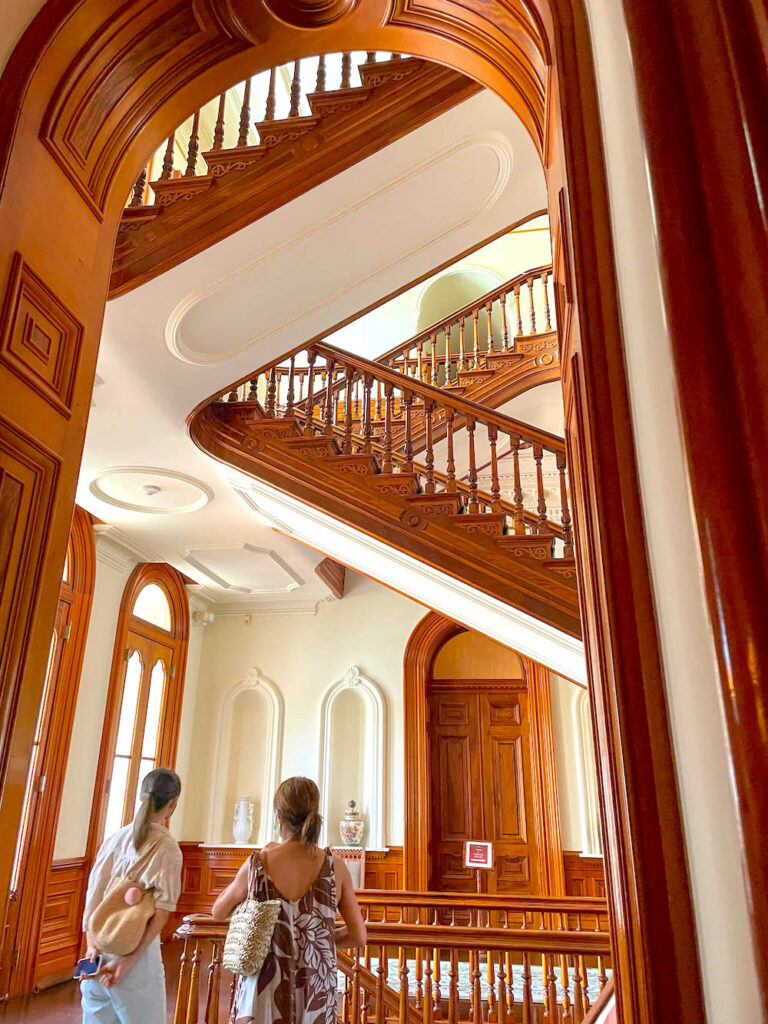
[89,466,213,515]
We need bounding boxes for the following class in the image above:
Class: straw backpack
[223,853,281,976]
[88,835,163,956]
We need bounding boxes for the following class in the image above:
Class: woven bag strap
[247,851,264,900]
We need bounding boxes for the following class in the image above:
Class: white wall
[549,675,602,857]
[179,573,426,845]
[54,540,134,860]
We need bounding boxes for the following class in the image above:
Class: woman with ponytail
[80,767,182,1023]
[213,777,366,1024]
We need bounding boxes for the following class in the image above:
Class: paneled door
[428,685,539,894]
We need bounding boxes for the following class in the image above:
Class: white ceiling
[77,87,560,618]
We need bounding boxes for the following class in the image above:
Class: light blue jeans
[80,939,166,1024]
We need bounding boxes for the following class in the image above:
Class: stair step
[323,453,379,476]
[457,368,496,384]
[496,534,555,560]
[358,57,420,89]
[214,399,266,423]
[366,472,420,497]
[485,350,526,366]
[407,492,464,517]
[203,145,267,178]
[543,557,577,582]
[515,331,558,354]
[245,417,303,439]
[283,435,340,457]
[306,87,372,118]
[254,116,321,149]
[446,512,506,537]
[150,174,214,207]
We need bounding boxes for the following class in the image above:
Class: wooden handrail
[581,977,615,1022]
[357,889,606,913]
[375,265,552,365]
[311,341,566,453]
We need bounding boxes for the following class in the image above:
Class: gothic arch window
[88,564,189,851]
[206,669,284,846]
[318,666,386,850]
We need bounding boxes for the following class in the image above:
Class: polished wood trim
[563,850,605,898]
[84,564,190,871]
[0,507,95,997]
[619,0,768,1010]
[314,556,347,599]
[34,857,88,990]
[523,657,565,896]
[0,0,720,1017]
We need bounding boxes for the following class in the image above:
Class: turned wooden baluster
[265,67,277,121]
[470,950,482,1024]
[382,383,394,473]
[556,451,574,556]
[424,400,435,493]
[528,276,537,333]
[398,950,410,1024]
[433,949,442,1019]
[448,951,459,1024]
[560,956,574,1024]
[237,79,251,147]
[487,424,502,512]
[430,334,438,386]
[286,356,297,417]
[392,51,402,59]
[486,300,495,355]
[403,392,414,472]
[500,293,509,349]
[130,166,148,206]
[161,132,175,179]
[185,940,201,1024]
[316,54,327,92]
[323,359,336,434]
[417,340,425,382]
[571,957,585,1022]
[533,443,549,532]
[185,112,200,176]
[362,374,374,452]
[424,951,434,1024]
[247,377,258,401]
[227,382,239,402]
[544,955,559,1022]
[290,61,301,118]
[521,953,533,1024]
[487,951,497,1022]
[542,270,552,330]
[443,326,452,383]
[597,956,608,990]
[458,316,466,373]
[203,940,222,1024]
[445,409,456,492]
[467,417,479,513]
[504,953,514,1021]
[174,939,191,1024]
[375,945,387,1024]
[343,366,355,454]
[341,53,352,89]
[304,350,318,433]
[472,307,480,368]
[213,92,226,150]
[415,948,424,1010]
[366,51,376,62]
[264,365,276,416]
[513,282,523,336]
[580,956,591,1012]
[508,432,525,532]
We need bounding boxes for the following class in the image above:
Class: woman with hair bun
[213,776,366,1024]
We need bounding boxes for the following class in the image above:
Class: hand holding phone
[74,955,102,979]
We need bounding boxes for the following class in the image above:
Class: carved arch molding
[2,0,763,1018]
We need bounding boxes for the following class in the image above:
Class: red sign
[464,840,493,868]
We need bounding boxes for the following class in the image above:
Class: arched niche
[318,666,386,850]
[573,687,602,858]
[206,668,284,845]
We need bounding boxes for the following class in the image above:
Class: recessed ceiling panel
[185,543,304,593]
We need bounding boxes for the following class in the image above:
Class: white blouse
[83,823,183,930]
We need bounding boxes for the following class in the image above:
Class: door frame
[404,614,564,896]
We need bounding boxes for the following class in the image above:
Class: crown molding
[92,523,161,572]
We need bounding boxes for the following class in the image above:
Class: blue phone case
[75,956,101,978]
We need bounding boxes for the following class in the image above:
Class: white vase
[233,797,254,844]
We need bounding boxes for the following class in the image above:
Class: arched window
[89,565,189,847]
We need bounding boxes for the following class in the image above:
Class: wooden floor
[0,940,188,1022]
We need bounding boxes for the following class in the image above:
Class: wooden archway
[0,0,765,1019]
[404,613,565,897]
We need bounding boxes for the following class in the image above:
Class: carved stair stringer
[111,59,481,297]
[189,343,580,638]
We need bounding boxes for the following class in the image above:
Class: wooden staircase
[189,336,580,638]
[110,53,480,296]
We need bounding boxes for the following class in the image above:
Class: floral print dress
[233,848,338,1024]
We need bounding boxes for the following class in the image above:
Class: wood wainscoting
[34,858,87,989]
[171,843,404,930]
[563,851,605,899]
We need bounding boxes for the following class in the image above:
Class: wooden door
[428,685,539,894]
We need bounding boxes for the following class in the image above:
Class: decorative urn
[233,797,254,844]
[339,800,365,847]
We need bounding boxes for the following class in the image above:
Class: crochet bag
[222,853,281,977]
[88,836,163,956]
